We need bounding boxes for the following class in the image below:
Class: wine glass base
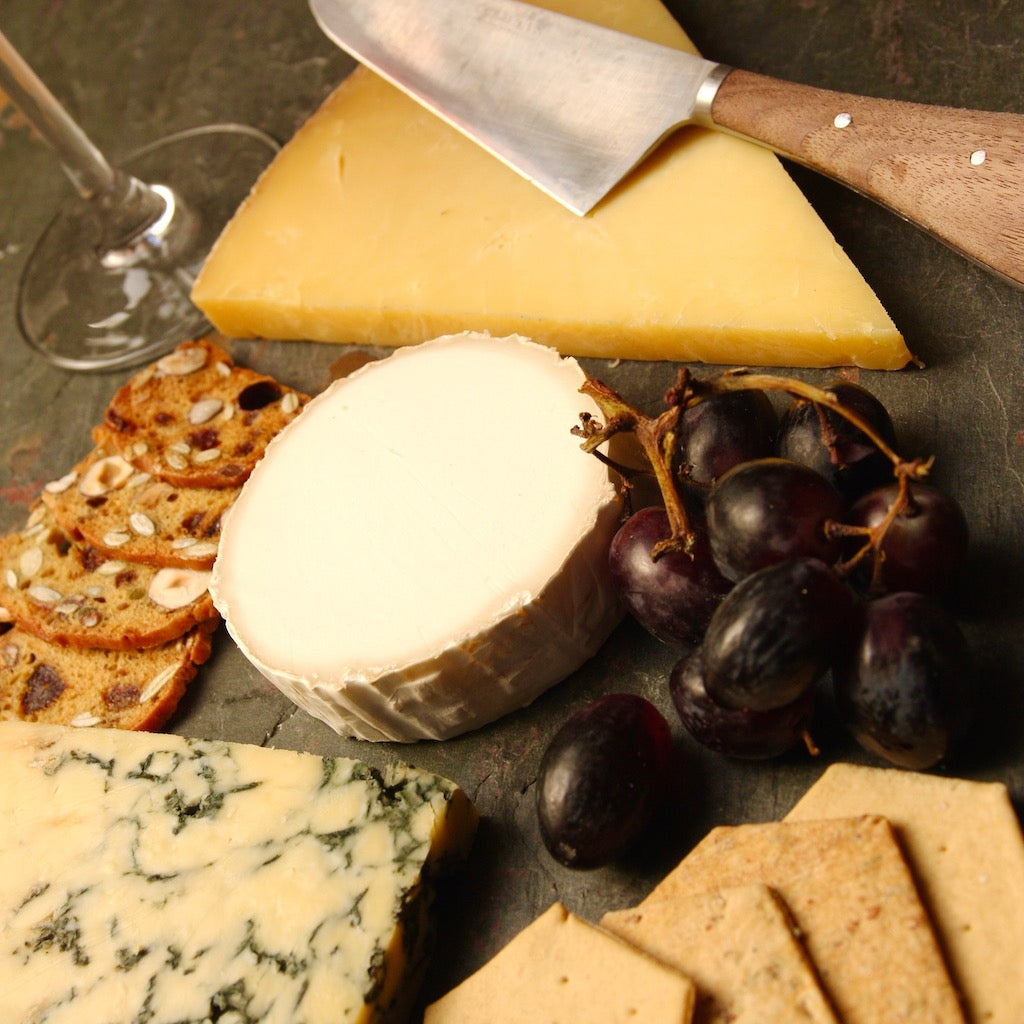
[17,124,279,373]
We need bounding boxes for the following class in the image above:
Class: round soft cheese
[211,332,623,741]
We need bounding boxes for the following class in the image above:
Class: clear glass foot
[17,124,278,372]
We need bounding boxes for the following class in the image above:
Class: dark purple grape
[669,648,815,759]
[676,389,778,488]
[847,481,969,597]
[776,380,897,503]
[608,506,732,644]
[702,557,854,712]
[833,592,973,769]
[705,458,844,582]
[536,694,672,869]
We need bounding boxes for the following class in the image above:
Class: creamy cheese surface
[0,720,477,1024]
[212,333,622,741]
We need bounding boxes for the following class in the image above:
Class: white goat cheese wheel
[212,332,623,741]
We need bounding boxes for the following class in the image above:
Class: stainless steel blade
[308,0,725,215]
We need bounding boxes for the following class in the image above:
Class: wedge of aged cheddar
[786,763,1024,1024]
[191,0,910,370]
[0,720,477,1024]
[602,884,838,1024]
[212,333,623,742]
[644,816,965,1024]
[424,902,695,1024]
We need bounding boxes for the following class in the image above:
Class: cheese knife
[309,0,1024,287]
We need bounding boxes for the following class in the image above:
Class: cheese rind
[211,332,623,742]
[191,0,910,370]
[0,720,477,1024]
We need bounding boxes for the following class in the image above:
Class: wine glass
[0,28,279,372]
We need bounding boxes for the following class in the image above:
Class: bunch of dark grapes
[576,370,974,772]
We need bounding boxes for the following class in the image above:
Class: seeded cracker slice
[0,621,215,730]
[643,815,966,1024]
[602,884,839,1024]
[0,505,217,651]
[42,445,236,570]
[92,336,308,489]
[786,763,1024,1024]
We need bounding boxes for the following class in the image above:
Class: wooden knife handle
[709,68,1024,286]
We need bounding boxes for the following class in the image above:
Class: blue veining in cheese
[0,721,477,1024]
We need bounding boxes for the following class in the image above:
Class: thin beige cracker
[786,763,1024,1024]
[602,883,838,1024]
[424,902,695,1024]
[644,815,965,1024]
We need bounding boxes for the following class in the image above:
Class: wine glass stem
[0,28,165,248]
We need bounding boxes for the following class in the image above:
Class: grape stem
[686,370,910,468]
[801,728,821,757]
[827,475,924,592]
[576,377,694,555]
[575,367,934,574]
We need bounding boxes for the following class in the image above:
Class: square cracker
[644,815,965,1024]
[786,763,1024,1024]
[602,883,839,1024]
[424,902,695,1024]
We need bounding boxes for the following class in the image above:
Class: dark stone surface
[1,0,1022,1014]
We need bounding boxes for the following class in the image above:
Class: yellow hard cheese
[192,0,912,370]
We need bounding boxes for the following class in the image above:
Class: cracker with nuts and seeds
[786,763,1024,1024]
[0,620,215,731]
[0,505,217,651]
[91,336,308,489]
[42,445,236,570]
[644,815,966,1024]
[602,883,838,1024]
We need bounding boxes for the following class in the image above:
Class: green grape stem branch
[574,367,934,584]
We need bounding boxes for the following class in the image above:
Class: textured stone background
[1,0,1022,1013]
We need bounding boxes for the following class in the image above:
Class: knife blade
[310,0,1024,288]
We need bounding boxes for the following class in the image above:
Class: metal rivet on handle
[970,149,987,166]
[833,112,853,129]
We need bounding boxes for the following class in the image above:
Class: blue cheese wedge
[0,720,477,1024]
